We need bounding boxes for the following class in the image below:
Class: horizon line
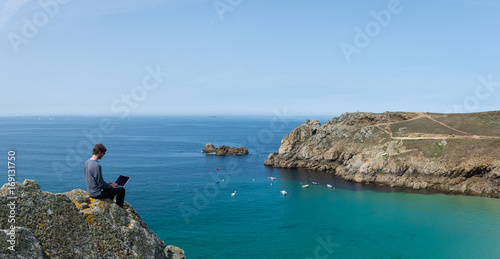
[0,109,498,118]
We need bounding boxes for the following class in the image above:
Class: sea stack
[202,143,249,156]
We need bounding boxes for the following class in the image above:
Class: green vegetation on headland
[265,111,500,198]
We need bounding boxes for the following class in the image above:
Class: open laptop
[114,175,130,188]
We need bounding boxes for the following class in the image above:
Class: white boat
[268,177,277,180]
[231,191,236,197]
[281,190,287,196]
[326,184,334,188]
[301,184,309,188]
[312,182,319,185]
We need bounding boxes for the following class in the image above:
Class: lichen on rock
[0,180,185,258]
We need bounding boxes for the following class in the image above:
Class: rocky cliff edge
[265,111,500,197]
[0,180,185,258]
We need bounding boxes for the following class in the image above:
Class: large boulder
[0,227,44,258]
[0,180,185,259]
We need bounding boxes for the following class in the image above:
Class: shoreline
[274,166,500,199]
[264,111,500,199]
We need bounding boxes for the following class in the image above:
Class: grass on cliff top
[389,117,466,136]
[430,111,500,136]
[401,138,500,161]
[424,141,445,158]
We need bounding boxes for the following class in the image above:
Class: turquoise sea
[1,116,499,258]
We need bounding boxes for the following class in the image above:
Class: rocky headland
[202,143,249,156]
[0,180,185,258]
[265,111,500,198]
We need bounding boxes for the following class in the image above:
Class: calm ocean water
[1,116,499,258]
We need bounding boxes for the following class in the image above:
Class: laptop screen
[115,175,130,186]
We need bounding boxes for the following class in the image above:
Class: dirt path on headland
[420,113,470,135]
[373,113,500,140]
[374,112,426,137]
[393,135,500,140]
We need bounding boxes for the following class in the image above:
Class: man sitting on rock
[84,144,126,208]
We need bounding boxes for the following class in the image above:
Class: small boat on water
[301,184,309,188]
[312,182,319,185]
[281,190,287,196]
[268,177,277,180]
[326,184,334,188]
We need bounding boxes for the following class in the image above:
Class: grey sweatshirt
[84,159,111,197]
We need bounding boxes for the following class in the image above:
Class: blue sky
[1,0,499,116]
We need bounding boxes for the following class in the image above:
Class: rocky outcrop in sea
[0,180,185,258]
[265,111,500,198]
[202,143,249,156]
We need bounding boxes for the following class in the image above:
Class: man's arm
[95,164,111,189]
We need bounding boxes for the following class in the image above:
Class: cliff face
[265,111,500,198]
[0,180,185,259]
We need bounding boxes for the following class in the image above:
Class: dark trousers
[94,187,126,208]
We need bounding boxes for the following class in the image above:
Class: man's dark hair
[93,144,107,155]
